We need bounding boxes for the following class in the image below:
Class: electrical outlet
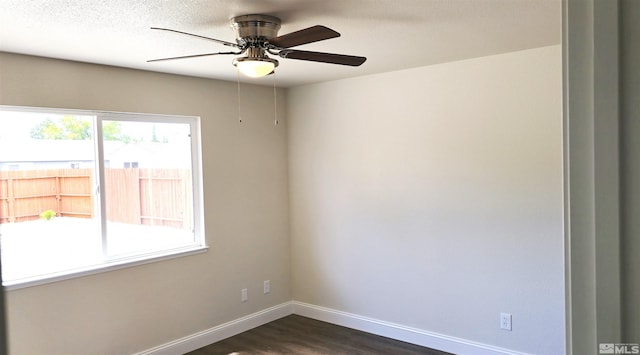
[241,288,248,302]
[500,313,512,331]
[264,280,271,294]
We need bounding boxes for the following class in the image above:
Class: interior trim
[135,302,293,355]
[137,301,527,355]
[4,246,209,291]
[292,301,526,355]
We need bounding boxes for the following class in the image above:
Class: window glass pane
[102,120,195,257]
[1,108,204,287]
[0,111,101,281]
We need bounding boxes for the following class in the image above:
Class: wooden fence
[0,168,192,230]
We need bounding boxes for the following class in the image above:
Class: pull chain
[236,68,242,123]
[273,71,278,126]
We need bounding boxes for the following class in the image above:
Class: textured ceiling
[0,0,561,87]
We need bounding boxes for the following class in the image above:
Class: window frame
[0,106,208,290]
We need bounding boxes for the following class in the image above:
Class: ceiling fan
[148,14,367,78]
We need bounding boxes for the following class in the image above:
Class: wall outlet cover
[500,312,512,331]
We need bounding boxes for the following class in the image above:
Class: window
[0,106,206,289]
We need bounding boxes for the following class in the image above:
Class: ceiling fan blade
[151,27,239,48]
[147,52,238,63]
[278,49,367,66]
[269,25,340,48]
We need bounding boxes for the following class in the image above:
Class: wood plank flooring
[187,315,453,355]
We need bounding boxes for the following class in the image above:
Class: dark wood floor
[187,315,453,355]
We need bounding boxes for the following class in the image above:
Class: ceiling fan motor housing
[230,14,281,45]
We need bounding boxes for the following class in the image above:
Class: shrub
[39,209,56,221]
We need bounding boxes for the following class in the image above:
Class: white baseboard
[136,302,292,355]
[291,301,528,355]
[137,301,526,355]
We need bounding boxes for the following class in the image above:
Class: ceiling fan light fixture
[233,56,279,78]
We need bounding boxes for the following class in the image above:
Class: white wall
[0,53,290,354]
[287,45,564,354]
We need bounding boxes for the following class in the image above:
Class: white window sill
[2,245,209,291]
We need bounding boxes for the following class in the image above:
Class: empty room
[0,1,637,354]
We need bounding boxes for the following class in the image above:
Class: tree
[102,121,135,142]
[151,124,159,143]
[30,116,91,140]
[30,117,135,142]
